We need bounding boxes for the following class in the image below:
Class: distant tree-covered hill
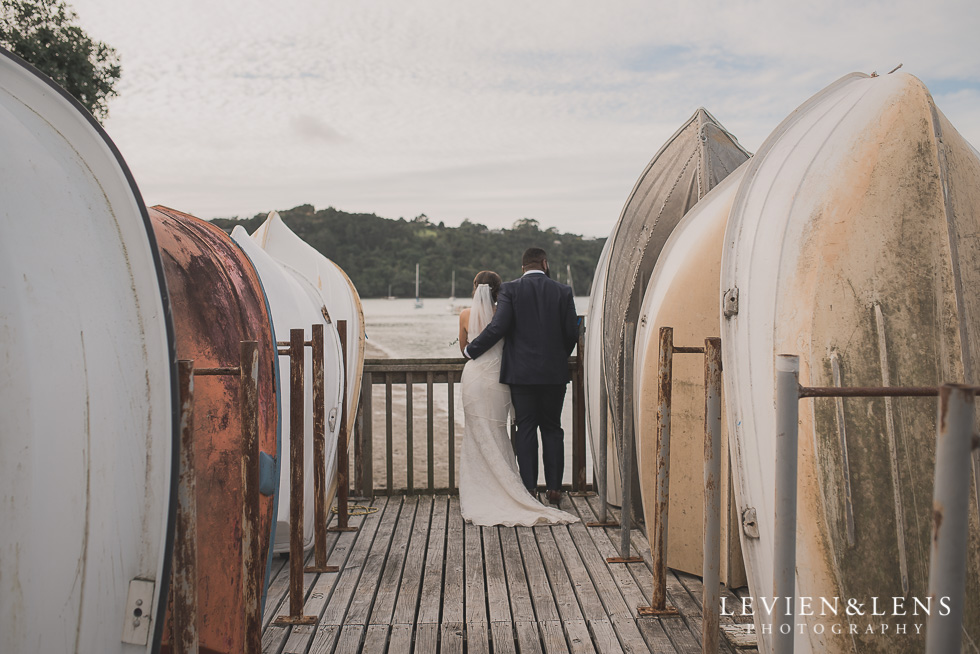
[212,205,606,299]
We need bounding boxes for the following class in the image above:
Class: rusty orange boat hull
[150,206,280,654]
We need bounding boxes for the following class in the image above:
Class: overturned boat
[591,108,749,519]
[721,71,980,652]
[252,211,366,438]
[232,226,346,554]
[0,48,177,653]
[150,206,281,652]
[634,163,749,587]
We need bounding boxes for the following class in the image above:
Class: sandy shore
[358,339,587,491]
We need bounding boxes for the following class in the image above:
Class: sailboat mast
[415,263,420,301]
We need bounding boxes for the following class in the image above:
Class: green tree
[1,0,121,120]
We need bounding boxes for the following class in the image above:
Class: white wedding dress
[459,285,579,526]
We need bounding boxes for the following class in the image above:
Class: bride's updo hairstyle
[472,270,502,302]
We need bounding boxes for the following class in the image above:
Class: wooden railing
[352,328,588,498]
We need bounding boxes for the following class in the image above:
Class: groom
[464,247,579,505]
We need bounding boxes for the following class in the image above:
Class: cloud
[68,0,980,236]
[289,114,347,145]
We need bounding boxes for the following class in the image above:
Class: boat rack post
[329,320,358,534]
[273,329,317,626]
[606,324,643,565]
[587,356,617,527]
[238,341,263,653]
[570,317,589,494]
[306,324,344,571]
[191,342,263,653]
[925,385,976,654]
[773,354,800,654]
[172,360,199,654]
[701,338,723,654]
[775,370,980,650]
[640,326,706,616]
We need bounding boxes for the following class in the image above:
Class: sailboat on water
[447,270,456,313]
[414,263,423,309]
[385,284,396,300]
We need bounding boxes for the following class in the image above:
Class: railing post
[925,384,976,654]
[273,330,317,626]
[702,338,722,654]
[329,320,357,533]
[607,324,642,564]
[361,371,374,500]
[239,341,264,651]
[572,317,587,492]
[307,324,340,571]
[773,354,800,654]
[173,360,199,654]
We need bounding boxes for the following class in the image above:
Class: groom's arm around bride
[464,247,578,499]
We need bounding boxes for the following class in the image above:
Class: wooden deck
[260,494,758,654]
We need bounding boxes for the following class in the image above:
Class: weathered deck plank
[258,493,754,654]
[415,495,448,624]
[368,495,417,625]
[442,497,466,624]
[483,526,513,625]
[515,527,563,623]
[465,518,489,624]
[391,495,433,625]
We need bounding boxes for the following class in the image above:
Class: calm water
[361,296,591,358]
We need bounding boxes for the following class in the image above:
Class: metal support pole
[307,325,340,571]
[607,324,642,564]
[309,324,328,568]
[587,366,617,527]
[702,338,722,654]
[173,360,199,654]
[773,354,800,654]
[239,341,263,651]
[273,330,317,626]
[330,320,358,533]
[639,326,678,615]
[652,327,674,608]
[925,384,976,654]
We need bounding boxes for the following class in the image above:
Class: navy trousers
[509,383,567,492]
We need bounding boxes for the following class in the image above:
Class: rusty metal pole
[239,341,262,654]
[587,365,618,528]
[306,324,340,572]
[309,324,328,569]
[329,320,357,533]
[773,354,800,654]
[272,330,316,626]
[652,326,674,609]
[607,325,642,565]
[173,360,199,654]
[702,338,722,654]
[925,384,976,654]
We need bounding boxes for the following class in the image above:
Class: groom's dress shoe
[547,490,561,506]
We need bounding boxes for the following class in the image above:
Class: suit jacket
[466,272,578,385]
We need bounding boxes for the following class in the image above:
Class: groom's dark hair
[522,247,547,267]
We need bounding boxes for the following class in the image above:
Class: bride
[457,271,578,526]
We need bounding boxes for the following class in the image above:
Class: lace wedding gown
[459,285,578,526]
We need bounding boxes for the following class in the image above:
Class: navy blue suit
[466,271,578,491]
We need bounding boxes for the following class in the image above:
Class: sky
[69,0,980,238]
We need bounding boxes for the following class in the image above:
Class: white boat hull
[0,49,176,653]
